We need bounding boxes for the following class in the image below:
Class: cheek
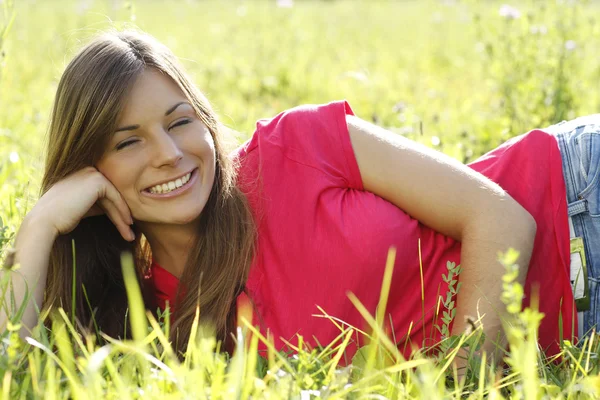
[108,174,133,195]
[96,158,140,197]
[184,130,216,165]
[205,139,216,166]
[203,131,217,161]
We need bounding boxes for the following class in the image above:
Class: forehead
[119,69,188,122]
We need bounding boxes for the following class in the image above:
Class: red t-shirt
[150,101,575,358]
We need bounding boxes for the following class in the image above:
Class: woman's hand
[31,167,134,241]
[2,167,133,337]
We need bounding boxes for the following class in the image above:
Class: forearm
[1,212,57,337]
[450,203,536,355]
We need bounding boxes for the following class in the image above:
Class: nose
[150,129,183,168]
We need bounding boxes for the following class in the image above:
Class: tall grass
[2,0,600,398]
[0,0,15,260]
[2,247,600,398]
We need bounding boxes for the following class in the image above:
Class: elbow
[498,190,537,239]
[525,209,537,238]
[514,202,537,240]
[513,205,537,279]
[469,194,538,247]
[506,201,537,272]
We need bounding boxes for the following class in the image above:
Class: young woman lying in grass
[1,30,595,364]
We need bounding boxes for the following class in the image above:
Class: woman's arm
[1,167,134,338]
[1,213,57,337]
[346,115,536,356]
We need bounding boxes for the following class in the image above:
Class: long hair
[41,30,256,353]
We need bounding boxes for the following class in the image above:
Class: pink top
[150,101,575,358]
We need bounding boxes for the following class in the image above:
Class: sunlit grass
[3,0,600,398]
[2,247,600,398]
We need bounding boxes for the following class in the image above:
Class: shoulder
[235,100,356,163]
[233,100,362,190]
[233,101,353,156]
[257,100,354,127]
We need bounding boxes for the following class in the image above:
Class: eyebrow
[114,101,190,133]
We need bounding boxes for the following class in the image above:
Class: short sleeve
[253,100,363,190]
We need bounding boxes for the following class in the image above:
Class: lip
[144,169,196,190]
[141,168,198,199]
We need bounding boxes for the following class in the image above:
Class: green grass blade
[120,252,147,344]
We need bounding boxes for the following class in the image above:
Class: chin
[173,215,203,225]
[172,206,207,224]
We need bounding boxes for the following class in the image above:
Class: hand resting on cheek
[33,166,135,242]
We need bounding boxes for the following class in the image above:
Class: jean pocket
[574,127,600,216]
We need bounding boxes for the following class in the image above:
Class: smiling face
[96,68,216,228]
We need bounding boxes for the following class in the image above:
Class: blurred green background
[1,0,600,241]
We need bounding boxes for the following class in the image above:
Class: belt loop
[567,199,588,217]
[558,132,584,209]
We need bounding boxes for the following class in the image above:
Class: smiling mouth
[145,170,194,194]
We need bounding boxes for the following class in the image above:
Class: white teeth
[148,172,193,194]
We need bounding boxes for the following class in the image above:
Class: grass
[2,0,600,398]
[2,246,599,398]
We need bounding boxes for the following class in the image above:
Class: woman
[1,30,591,360]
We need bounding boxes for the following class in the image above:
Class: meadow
[1,0,600,398]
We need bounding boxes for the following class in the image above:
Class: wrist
[20,210,59,242]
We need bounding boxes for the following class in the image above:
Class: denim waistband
[550,117,600,339]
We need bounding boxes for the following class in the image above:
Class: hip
[544,115,600,337]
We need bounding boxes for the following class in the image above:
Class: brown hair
[41,30,256,353]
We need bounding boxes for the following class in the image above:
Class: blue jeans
[545,115,600,338]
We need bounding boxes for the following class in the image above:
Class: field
[1,0,600,398]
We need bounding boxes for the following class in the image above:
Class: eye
[169,119,192,130]
[115,139,139,151]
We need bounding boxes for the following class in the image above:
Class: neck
[139,221,199,278]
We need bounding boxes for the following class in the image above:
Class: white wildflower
[499,4,521,19]
[76,0,93,15]
[344,71,368,82]
[300,390,321,400]
[432,12,443,24]
[277,0,293,8]
[565,40,577,51]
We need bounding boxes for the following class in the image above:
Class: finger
[83,204,104,219]
[98,199,135,241]
[101,202,135,241]
[98,180,133,225]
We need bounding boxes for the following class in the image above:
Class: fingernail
[129,230,135,241]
